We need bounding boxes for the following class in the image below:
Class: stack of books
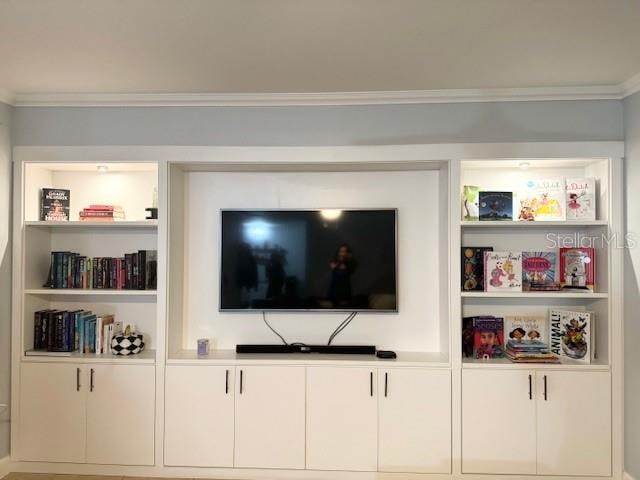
[79,204,125,222]
[505,339,560,363]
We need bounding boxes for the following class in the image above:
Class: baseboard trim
[0,456,11,479]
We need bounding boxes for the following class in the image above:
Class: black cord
[262,311,288,345]
[328,312,357,345]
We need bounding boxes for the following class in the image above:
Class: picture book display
[461,247,493,291]
[549,309,595,364]
[566,177,596,221]
[560,247,595,292]
[40,188,70,221]
[462,185,480,221]
[503,315,559,363]
[472,316,505,359]
[520,177,566,221]
[484,251,522,292]
[478,191,513,221]
[522,251,559,291]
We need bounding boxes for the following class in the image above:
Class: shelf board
[460,220,608,228]
[25,220,157,229]
[461,291,608,299]
[462,357,609,371]
[23,349,156,364]
[167,349,450,367]
[24,288,157,297]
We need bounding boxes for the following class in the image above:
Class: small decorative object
[145,208,158,220]
[111,325,144,355]
[40,188,70,221]
[197,338,210,355]
[479,191,513,221]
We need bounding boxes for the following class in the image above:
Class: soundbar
[236,344,377,355]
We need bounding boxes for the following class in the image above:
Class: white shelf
[23,349,156,364]
[25,220,157,229]
[461,291,608,299]
[462,357,609,371]
[461,220,608,228]
[167,349,450,368]
[24,288,157,297]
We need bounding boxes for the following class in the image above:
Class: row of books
[461,177,596,222]
[462,309,596,364]
[44,250,157,290]
[31,309,121,354]
[461,247,595,293]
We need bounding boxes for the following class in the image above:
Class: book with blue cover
[479,191,513,221]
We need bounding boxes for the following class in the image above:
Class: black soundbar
[236,344,377,355]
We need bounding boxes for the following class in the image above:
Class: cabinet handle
[384,372,388,397]
[225,369,229,394]
[90,368,95,392]
[370,371,373,397]
[76,368,81,392]
[528,374,532,400]
[543,375,548,401]
[239,369,243,394]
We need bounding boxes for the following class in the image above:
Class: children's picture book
[522,251,558,291]
[462,316,475,358]
[473,317,505,359]
[461,247,493,291]
[504,315,548,346]
[484,251,523,292]
[462,185,480,221]
[478,191,513,221]
[560,247,595,292]
[549,309,594,364]
[566,177,596,221]
[521,178,566,221]
[40,188,70,221]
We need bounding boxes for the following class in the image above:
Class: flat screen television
[220,209,397,312]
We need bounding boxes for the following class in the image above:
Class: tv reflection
[328,243,356,307]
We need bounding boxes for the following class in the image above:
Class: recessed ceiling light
[97,165,109,173]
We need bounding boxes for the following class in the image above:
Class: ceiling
[1,0,640,101]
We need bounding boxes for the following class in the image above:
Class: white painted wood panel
[537,371,611,476]
[18,363,87,463]
[462,369,536,474]
[306,366,378,471]
[234,366,305,469]
[378,368,451,473]
[85,365,155,465]
[164,365,234,467]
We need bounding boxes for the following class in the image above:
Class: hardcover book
[462,185,480,221]
[566,177,596,221]
[522,251,557,291]
[521,177,566,221]
[479,191,513,221]
[473,317,505,359]
[560,247,596,292]
[461,247,493,291]
[484,251,523,292]
[504,315,548,346]
[549,309,594,364]
[40,188,70,222]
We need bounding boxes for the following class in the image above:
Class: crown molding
[622,71,640,98]
[10,85,625,107]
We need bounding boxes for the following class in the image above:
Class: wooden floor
[5,475,194,480]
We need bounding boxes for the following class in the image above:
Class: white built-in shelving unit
[9,144,625,480]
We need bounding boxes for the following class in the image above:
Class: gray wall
[13,100,623,146]
[0,101,12,459]
[624,92,640,480]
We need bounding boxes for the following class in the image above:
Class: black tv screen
[220,209,397,311]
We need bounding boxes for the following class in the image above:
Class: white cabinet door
[537,371,611,476]
[234,366,305,469]
[85,364,155,465]
[306,367,378,471]
[18,363,87,463]
[164,365,235,467]
[462,369,536,474]
[378,368,451,473]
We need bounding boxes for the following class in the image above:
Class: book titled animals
[566,177,596,220]
[549,309,595,364]
[40,188,70,221]
[478,191,513,221]
[560,247,595,292]
[522,251,558,291]
[461,247,493,291]
[484,251,522,292]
